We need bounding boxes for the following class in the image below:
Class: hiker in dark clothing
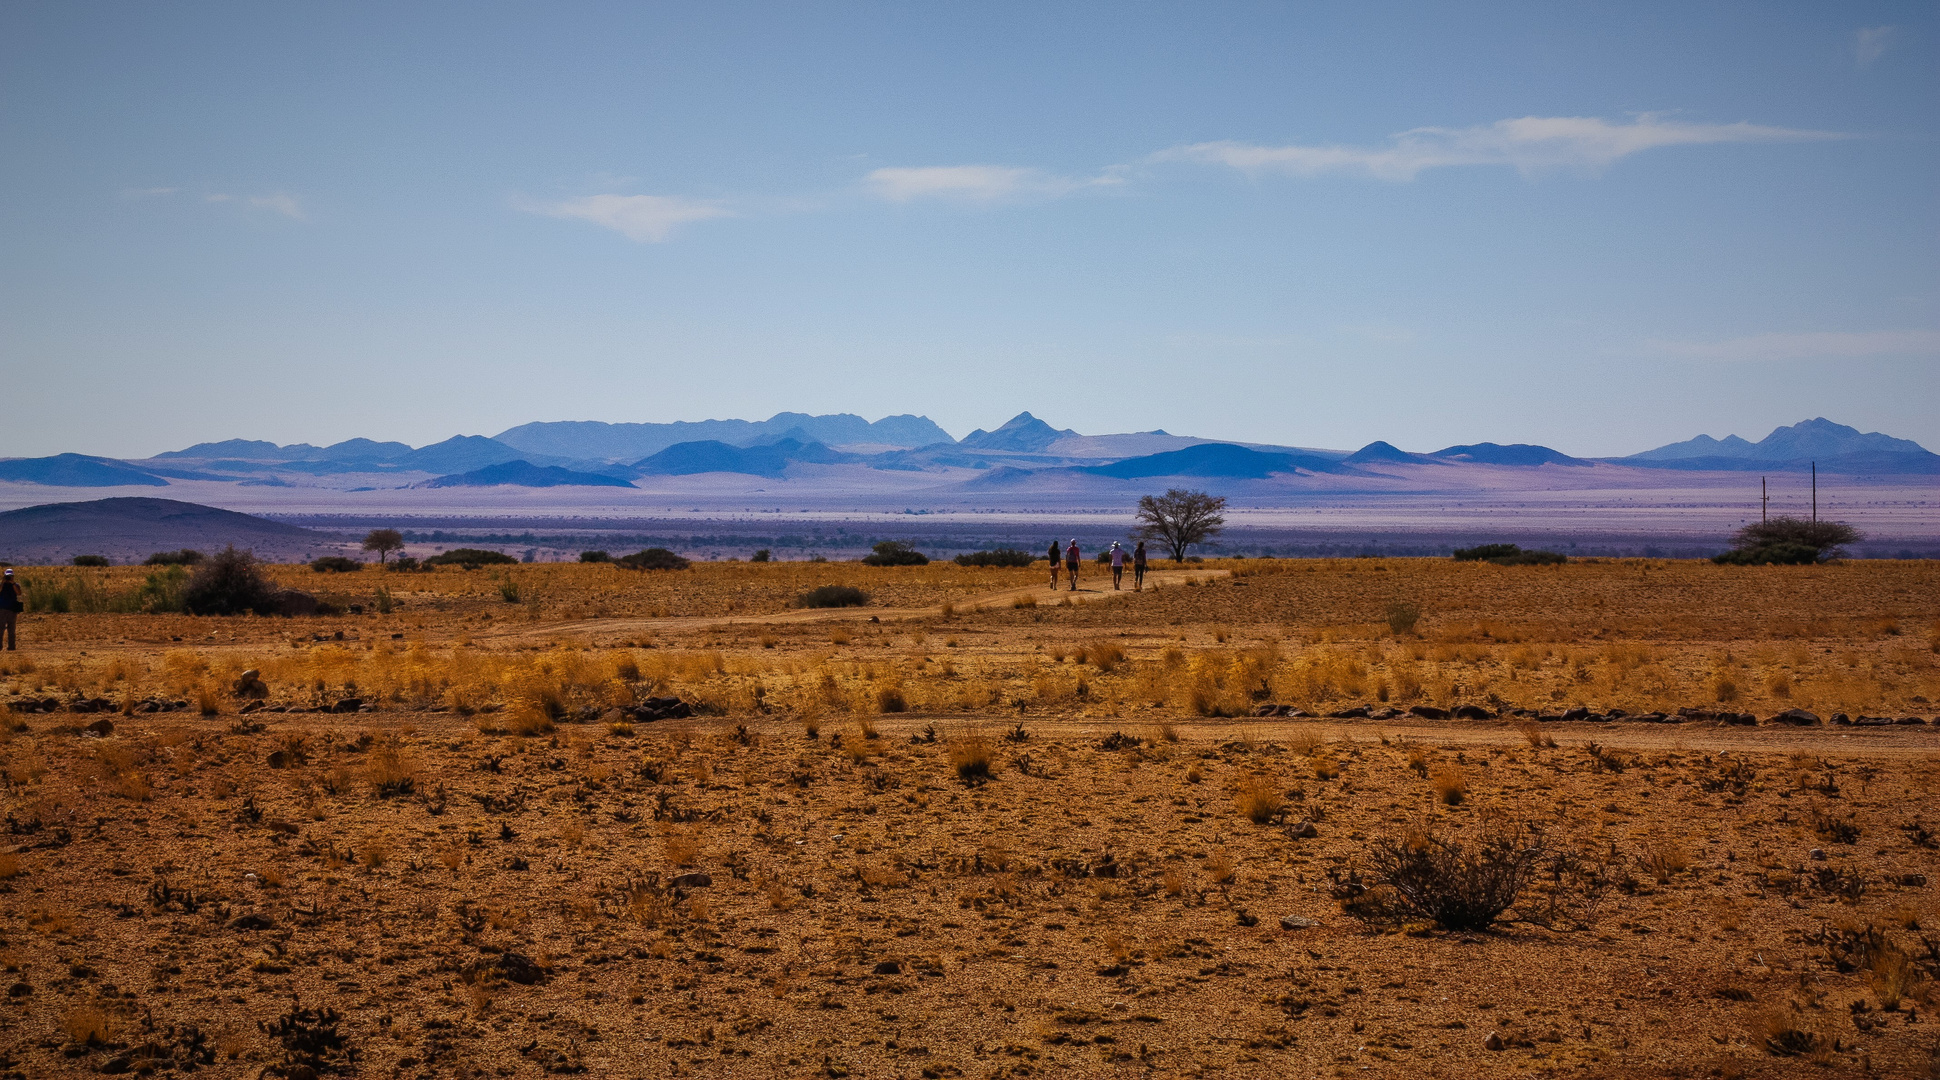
[1047,541,1061,590]
[1132,541,1148,591]
[0,569,21,650]
[1065,539,1080,591]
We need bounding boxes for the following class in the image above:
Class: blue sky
[3,2,1934,458]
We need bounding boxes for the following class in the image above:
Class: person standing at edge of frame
[0,569,22,650]
[1047,540,1061,591]
[1065,538,1081,591]
[1109,541,1125,590]
[1133,541,1147,592]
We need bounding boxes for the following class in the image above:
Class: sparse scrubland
[1,556,1936,1077]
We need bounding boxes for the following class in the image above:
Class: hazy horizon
[4,4,1935,457]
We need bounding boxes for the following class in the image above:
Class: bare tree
[1136,489,1227,562]
[362,528,405,565]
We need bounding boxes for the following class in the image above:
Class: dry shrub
[1012,594,1036,609]
[1081,641,1126,671]
[949,734,995,785]
[1432,767,1467,805]
[360,838,390,869]
[1517,722,1556,749]
[366,743,418,797]
[62,1006,112,1046]
[1639,839,1690,884]
[1755,1013,1826,1059]
[662,831,701,867]
[1341,826,1542,931]
[1236,777,1284,824]
[873,685,906,713]
[1162,867,1185,897]
[1205,853,1236,885]
[1312,755,1341,781]
[857,863,909,889]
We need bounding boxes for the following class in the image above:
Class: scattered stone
[84,718,115,737]
[1328,706,1371,719]
[1897,874,1928,887]
[1408,705,1450,720]
[332,697,364,714]
[1279,915,1319,930]
[1452,704,1494,720]
[228,913,275,931]
[1809,849,1827,861]
[1770,709,1821,726]
[489,952,547,985]
[872,960,902,975]
[1288,820,1318,839]
[670,872,713,890]
[1484,1032,1505,1051]
[232,669,268,699]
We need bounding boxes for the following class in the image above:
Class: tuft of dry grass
[949,734,995,785]
[61,1006,112,1046]
[1639,839,1690,883]
[1204,852,1236,885]
[1236,777,1284,824]
[1431,766,1467,805]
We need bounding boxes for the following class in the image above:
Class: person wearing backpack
[0,569,22,650]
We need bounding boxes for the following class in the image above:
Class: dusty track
[486,565,1231,642]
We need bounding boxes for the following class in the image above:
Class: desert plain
[1,555,1938,1078]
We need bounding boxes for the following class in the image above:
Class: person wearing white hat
[1109,541,1126,590]
[0,569,21,650]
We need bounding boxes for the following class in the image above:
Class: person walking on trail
[1132,541,1148,591]
[1047,541,1061,590]
[1109,541,1126,590]
[1064,539,1081,591]
[0,569,22,651]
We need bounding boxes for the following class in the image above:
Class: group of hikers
[1048,538,1146,592]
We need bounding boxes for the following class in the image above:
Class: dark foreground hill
[0,498,336,564]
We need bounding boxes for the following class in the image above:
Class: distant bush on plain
[310,556,363,573]
[579,550,612,563]
[423,548,519,569]
[144,549,204,566]
[1453,543,1566,566]
[1714,517,1861,565]
[71,555,109,567]
[954,549,1034,568]
[798,585,868,609]
[184,546,324,616]
[863,541,928,567]
[617,548,691,571]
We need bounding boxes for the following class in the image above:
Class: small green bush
[954,549,1034,568]
[578,550,612,563]
[798,585,868,608]
[183,547,320,616]
[144,549,203,566]
[751,549,772,562]
[71,554,109,567]
[1385,600,1422,635]
[616,548,690,571]
[863,541,928,567]
[387,556,422,572]
[310,556,363,573]
[423,548,518,569]
[1713,542,1823,566]
[1453,544,1565,566]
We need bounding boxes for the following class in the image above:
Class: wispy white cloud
[533,194,732,243]
[249,193,305,220]
[1154,115,1843,181]
[1853,25,1895,66]
[1650,329,1940,362]
[865,164,1125,203]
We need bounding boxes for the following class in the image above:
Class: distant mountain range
[0,497,332,562]
[0,414,1932,492]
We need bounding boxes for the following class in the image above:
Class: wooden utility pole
[1811,462,1817,523]
[1761,476,1768,521]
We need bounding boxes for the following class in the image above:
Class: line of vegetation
[863,541,929,567]
[797,584,868,608]
[616,548,691,571]
[422,548,519,569]
[954,548,1034,568]
[1453,543,1567,565]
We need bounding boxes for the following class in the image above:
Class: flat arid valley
[7,4,1939,1077]
[2,555,1936,1077]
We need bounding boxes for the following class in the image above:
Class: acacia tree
[1716,516,1862,565]
[1136,488,1227,562]
[362,528,405,565]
